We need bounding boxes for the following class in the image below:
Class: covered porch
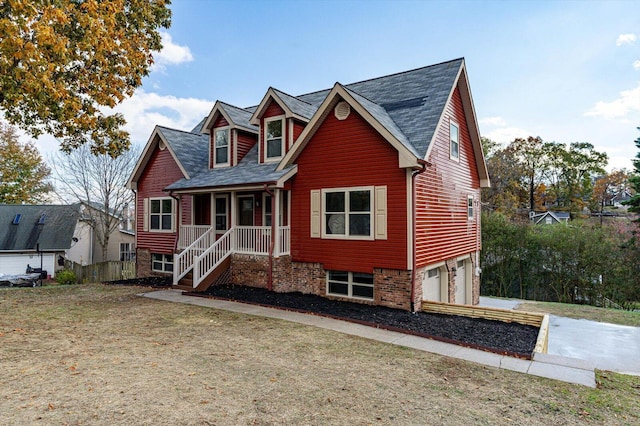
[173,188,291,290]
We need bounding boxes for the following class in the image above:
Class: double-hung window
[214,128,229,166]
[450,121,459,161]
[150,198,174,231]
[120,243,134,261]
[323,187,373,239]
[265,118,284,160]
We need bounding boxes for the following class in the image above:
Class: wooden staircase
[173,256,232,292]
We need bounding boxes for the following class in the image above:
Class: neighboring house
[608,190,632,209]
[66,202,136,265]
[128,58,489,310]
[0,205,80,278]
[531,211,570,225]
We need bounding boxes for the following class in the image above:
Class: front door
[193,194,211,225]
[214,195,229,238]
[238,196,254,226]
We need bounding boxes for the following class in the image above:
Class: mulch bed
[199,284,539,359]
[103,277,539,358]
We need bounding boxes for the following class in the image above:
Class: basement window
[152,253,173,273]
[327,270,374,300]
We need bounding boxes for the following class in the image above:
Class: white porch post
[273,188,281,256]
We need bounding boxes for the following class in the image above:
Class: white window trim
[321,186,375,240]
[151,253,173,273]
[326,271,374,300]
[119,243,134,261]
[467,195,474,221]
[213,126,231,167]
[263,116,285,163]
[450,120,460,162]
[149,197,175,233]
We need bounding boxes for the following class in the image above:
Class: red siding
[236,130,257,163]
[259,101,287,163]
[290,106,408,273]
[136,146,186,254]
[293,120,305,143]
[415,86,481,267]
[210,116,231,168]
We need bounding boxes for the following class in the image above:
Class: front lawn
[1,284,638,425]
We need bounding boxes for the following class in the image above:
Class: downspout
[410,159,430,312]
[169,191,180,253]
[263,184,276,291]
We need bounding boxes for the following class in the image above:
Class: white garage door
[0,254,55,277]
[454,259,466,304]
[422,267,441,301]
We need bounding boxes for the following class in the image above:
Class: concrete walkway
[480,296,640,376]
[142,290,596,387]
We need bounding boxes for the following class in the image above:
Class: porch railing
[178,225,211,249]
[193,227,233,288]
[279,226,290,255]
[174,226,217,283]
[174,225,291,287]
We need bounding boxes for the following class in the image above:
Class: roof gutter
[410,159,430,312]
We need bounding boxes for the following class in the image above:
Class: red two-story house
[127,58,489,311]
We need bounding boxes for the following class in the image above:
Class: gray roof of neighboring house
[158,58,463,190]
[219,102,258,132]
[157,126,209,178]
[166,145,294,191]
[271,88,318,120]
[0,204,80,251]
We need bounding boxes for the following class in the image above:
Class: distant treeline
[480,212,640,310]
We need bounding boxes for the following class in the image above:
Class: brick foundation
[208,250,481,310]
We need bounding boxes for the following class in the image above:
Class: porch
[172,187,291,290]
[173,225,290,290]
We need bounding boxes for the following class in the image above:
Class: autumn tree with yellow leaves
[0,122,52,203]
[0,0,171,156]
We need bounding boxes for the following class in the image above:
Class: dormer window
[265,118,284,161]
[214,128,230,166]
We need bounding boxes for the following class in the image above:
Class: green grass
[516,300,640,327]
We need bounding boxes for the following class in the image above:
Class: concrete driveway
[479,297,640,375]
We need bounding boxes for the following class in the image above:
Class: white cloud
[616,33,637,46]
[153,32,194,69]
[110,89,213,144]
[479,116,507,126]
[584,83,640,120]
[482,126,532,144]
[633,60,640,70]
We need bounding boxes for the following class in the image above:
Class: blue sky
[36,0,640,170]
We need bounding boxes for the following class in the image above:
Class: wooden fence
[64,260,136,283]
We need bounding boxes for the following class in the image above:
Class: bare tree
[49,144,141,262]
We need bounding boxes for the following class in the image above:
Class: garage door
[0,254,55,276]
[454,259,466,304]
[422,267,441,301]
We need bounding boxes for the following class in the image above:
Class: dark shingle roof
[166,145,294,191]
[0,205,80,251]
[271,88,318,120]
[298,58,463,156]
[157,59,463,189]
[218,102,258,133]
[157,126,209,178]
[342,86,419,157]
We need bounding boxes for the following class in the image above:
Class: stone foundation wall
[135,248,173,279]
